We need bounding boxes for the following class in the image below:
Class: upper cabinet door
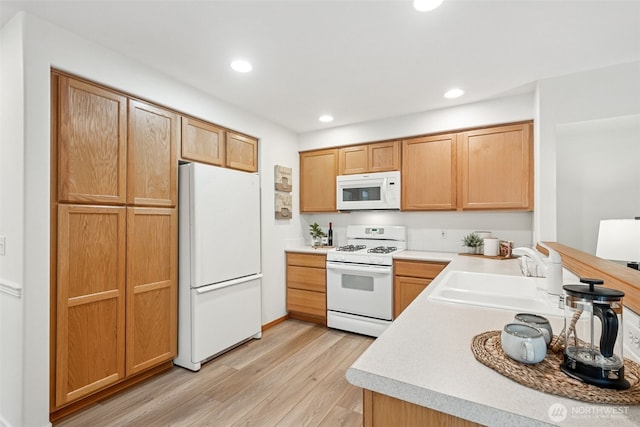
[339,145,368,175]
[402,134,457,210]
[338,141,400,175]
[57,76,127,204]
[300,149,338,212]
[226,131,258,172]
[368,140,400,173]
[181,116,225,167]
[128,100,178,207]
[458,123,533,210]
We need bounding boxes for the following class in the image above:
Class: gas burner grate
[367,246,398,254]
[336,244,367,252]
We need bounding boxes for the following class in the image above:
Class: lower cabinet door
[56,204,127,406]
[126,207,177,375]
[393,276,432,318]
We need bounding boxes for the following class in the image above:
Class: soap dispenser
[540,242,563,296]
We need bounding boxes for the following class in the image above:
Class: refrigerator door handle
[195,273,263,294]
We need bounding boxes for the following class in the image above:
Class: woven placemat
[471,330,640,405]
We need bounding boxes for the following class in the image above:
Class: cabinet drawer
[287,289,326,317]
[394,260,447,279]
[287,252,326,268]
[287,265,326,292]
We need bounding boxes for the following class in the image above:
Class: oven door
[326,261,393,320]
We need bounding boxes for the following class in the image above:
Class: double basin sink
[427,270,564,317]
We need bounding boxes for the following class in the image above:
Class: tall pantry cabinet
[51,73,178,412]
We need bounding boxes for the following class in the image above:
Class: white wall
[534,61,640,243]
[0,14,27,427]
[0,12,302,427]
[299,93,534,151]
[298,211,533,253]
[298,93,536,251]
[556,114,640,253]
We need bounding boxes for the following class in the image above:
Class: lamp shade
[596,219,640,262]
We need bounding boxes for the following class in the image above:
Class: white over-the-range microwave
[336,171,401,210]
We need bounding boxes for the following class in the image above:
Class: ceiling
[1,0,639,133]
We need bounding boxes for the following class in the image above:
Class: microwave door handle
[381,179,387,203]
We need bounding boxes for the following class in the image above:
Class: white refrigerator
[174,162,262,371]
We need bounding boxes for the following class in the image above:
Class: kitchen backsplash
[301,211,533,252]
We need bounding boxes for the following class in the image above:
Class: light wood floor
[55,320,374,427]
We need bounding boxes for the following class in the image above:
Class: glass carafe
[561,278,630,390]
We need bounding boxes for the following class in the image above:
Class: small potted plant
[462,232,483,254]
[309,222,327,247]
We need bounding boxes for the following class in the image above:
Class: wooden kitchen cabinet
[55,204,127,406]
[363,390,482,427]
[338,145,367,175]
[51,72,177,414]
[57,75,127,205]
[180,117,258,172]
[304,121,531,213]
[128,99,178,207]
[393,260,447,317]
[126,207,177,375]
[401,134,457,210]
[369,140,400,172]
[458,122,533,210]
[226,131,259,172]
[300,149,338,212]
[338,140,400,175]
[286,252,327,325]
[180,116,226,167]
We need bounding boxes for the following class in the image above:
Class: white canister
[483,238,499,256]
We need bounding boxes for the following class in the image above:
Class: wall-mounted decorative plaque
[274,165,292,219]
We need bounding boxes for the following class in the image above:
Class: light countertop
[285,246,333,255]
[346,251,640,426]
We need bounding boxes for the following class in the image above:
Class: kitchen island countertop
[347,251,640,426]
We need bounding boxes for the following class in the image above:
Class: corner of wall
[0,11,27,427]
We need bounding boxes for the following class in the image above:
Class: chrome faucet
[512,243,563,296]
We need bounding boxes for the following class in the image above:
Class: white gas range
[326,225,406,337]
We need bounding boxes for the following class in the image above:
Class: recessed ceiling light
[230,60,252,73]
[444,88,464,99]
[413,0,444,12]
[319,114,334,123]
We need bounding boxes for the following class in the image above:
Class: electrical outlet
[0,236,5,256]
[440,230,447,239]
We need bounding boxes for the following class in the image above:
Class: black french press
[561,278,630,390]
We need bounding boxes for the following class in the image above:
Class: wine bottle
[328,222,333,246]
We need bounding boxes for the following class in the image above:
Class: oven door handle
[326,261,392,274]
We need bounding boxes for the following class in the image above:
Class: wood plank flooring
[55,320,374,427]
